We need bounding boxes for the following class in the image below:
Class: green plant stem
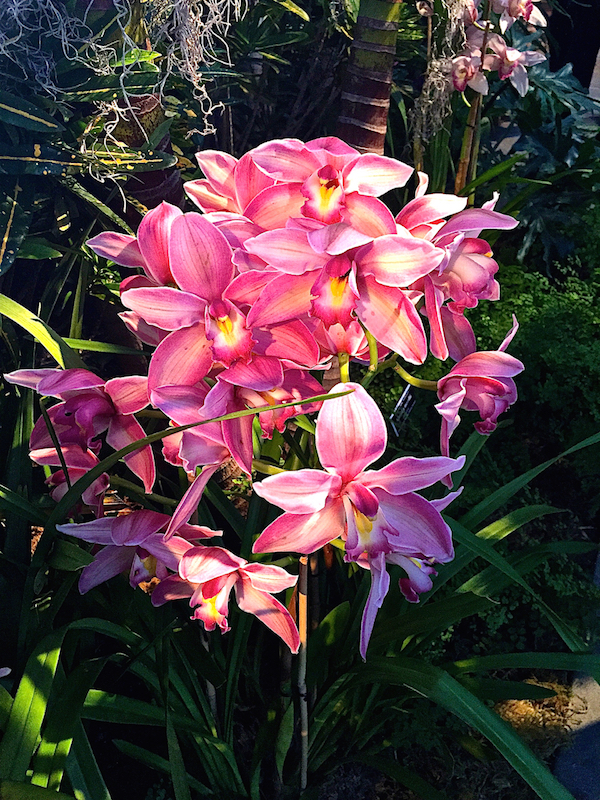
[338,352,350,383]
[361,353,398,389]
[298,555,309,792]
[39,398,71,489]
[394,364,438,391]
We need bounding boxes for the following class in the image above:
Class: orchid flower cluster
[451,0,547,97]
[5,136,524,658]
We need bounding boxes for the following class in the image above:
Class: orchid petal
[341,194,397,237]
[235,577,300,653]
[78,546,133,593]
[243,184,306,230]
[241,563,298,592]
[439,208,518,239]
[86,232,145,268]
[244,229,325,274]
[360,553,390,660]
[307,223,372,256]
[356,235,444,286]
[250,139,320,181]
[151,574,194,606]
[56,518,115,545]
[220,355,283,391]
[151,385,208,424]
[104,375,149,414]
[377,491,454,560]
[137,202,182,284]
[342,154,413,195]
[234,152,275,210]
[110,510,167,546]
[106,414,156,493]
[148,324,213,391]
[121,287,204,331]
[195,150,238,197]
[253,469,342,513]
[169,213,234,300]
[143,533,195,572]
[356,275,427,364]
[246,272,314,328]
[179,545,245,582]
[396,194,467,230]
[184,179,235,213]
[164,465,220,539]
[253,497,345,554]
[316,382,386,482]
[360,455,465,494]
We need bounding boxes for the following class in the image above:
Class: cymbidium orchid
[436,319,524,474]
[4,368,155,497]
[151,546,300,653]
[56,509,219,593]
[252,383,465,658]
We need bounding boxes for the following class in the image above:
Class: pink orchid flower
[57,509,219,593]
[487,34,546,96]
[435,318,524,472]
[151,546,300,653]
[451,55,489,95]
[252,383,464,658]
[33,445,110,518]
[4,368,155,494]
[87,201,182,286]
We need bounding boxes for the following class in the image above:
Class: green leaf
[63,338,146,356]
[459,152,526,196]
[60,72,159,103]
[0,92,65,133]
[17,238,63,260]
[0,781,75,799]
[112,740,212,795]
[0,145,85,175]
[0,630,67,781]
[91,148,178,173]
[353,755,447,800]
[273,0,310,19]
[166,711,193,800]
[66,722,112,800]
[0,294,85,369]
[47,539,94,572]
[353,657,576,800]
[476,505,563,542]
[0,179,32,276]
[31,660,106,791]
[81,690,198,731]
[457,677,557,702]
[449,652,600,675]
[275,701,294,780]
[63,178,133,234]
[449,519,589,654]
[0,484,46,525]
[460,431,600,530]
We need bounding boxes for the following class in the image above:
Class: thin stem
[394,364,438,391]
[298,555,309,792]
[338,352,350,383]
[361,353,398,389]
[39,398,71,489]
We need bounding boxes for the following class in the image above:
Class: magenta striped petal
[57,518,115,545]
[246,272,314,328]
[137,202,182,284]
[360,553,390,660]
[234,152,275,210]
[151,575,194,606]
[169,213,234,300]
[244,229,325,274]
[148,325,213,391]
[356,235,444,287]
[250,139,320,181]
[242,563,298,592]
[121,286,204,331]
[316,382,386,482]
[446,350,524,378]
[360,455,465,495]
[106,414,156,493]
[252,497,345,554]
[104,375,149,414]
[179,545,245,582]
[165,465,220,540]
[396,194,467,230]
[110,510,167,546]
[243,184,305,230]
[184,179,235,213]
[253,469,342,513]
[307,223,372,256]
[355,276,427,364]
[78,546,134,593]
[438,208,518,238]
[86,232,145,268]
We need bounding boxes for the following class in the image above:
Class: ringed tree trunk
[335,0,402,155]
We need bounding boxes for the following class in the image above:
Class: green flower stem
[298,554,309,792]
[394,364,438,391]
[338,351,351,383]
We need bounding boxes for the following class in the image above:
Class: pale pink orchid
[252,383,464,658]
[451,55,490,95]
[4,368,155,494]
[34,445,109,518]
[435,318,524,474]
[151,546,300,653]
[57,509,219,594]
[487,34,546,96]
[492,0,547,31]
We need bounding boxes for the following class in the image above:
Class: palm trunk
[335,0,402,154]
